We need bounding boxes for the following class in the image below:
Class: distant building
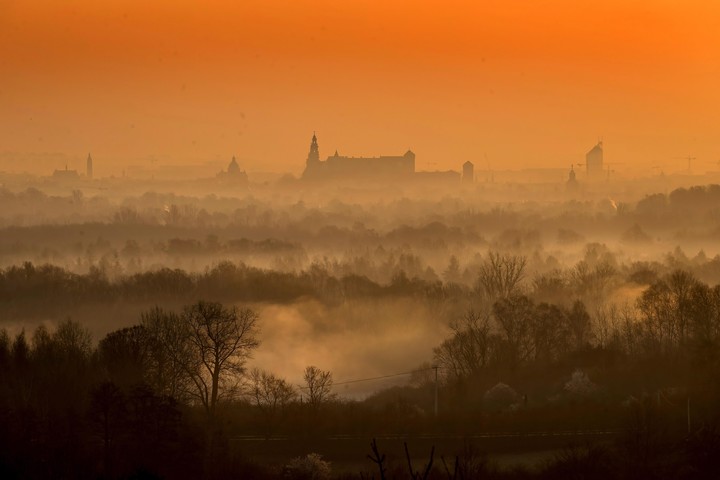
[307,132,320,165]
[415,170,461,185]
[86,153,93,179]
[300,133,473,186]
[566,165,578,191]
[52,165,80,180]
[586,141,603,178]
[217,156,248,184]
[227,156,241,175]
[302,133,415,182]
[462,161,474,184]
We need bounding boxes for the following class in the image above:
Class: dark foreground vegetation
[3,183,720,478]
[2,259,720,478]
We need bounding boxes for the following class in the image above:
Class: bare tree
[247,368,295,411]
[303,365,335,409]
[531,303,570,363]
[567,300,592,349]
[433,310,494,380]
[141,307,190,400]
[666,269,697,345]
[493,295,535,369]
[98,325,149,389]
[53,318,93,358]
[90,381,126,478]
[182,301,260,419]
[245,368,295,435]
[142,302,260,420]
[571,260,617,308]
[476,252,527,300]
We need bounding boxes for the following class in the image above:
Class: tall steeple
[86,153,93,179]
[567,164,579,192]
[302,132,321,180]
[307,132,320,165]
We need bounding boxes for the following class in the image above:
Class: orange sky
[1,0,719,176]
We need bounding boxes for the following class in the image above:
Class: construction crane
[673,156,697,174]
[651,165,666,176]
[576,163,586,175]
[705,160,720,172]
[604,162,624,181]
[484,153,494,183]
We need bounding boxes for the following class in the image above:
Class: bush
[282,453,332,480]
[484,382,519,411]
[563,369,597,396]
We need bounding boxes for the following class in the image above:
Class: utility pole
[433,365,439,417]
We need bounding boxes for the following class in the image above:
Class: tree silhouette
[245,368,295,436]
[90,381,126,477]
[303,365,335,410]
[181,301,260,419]
[141,307,190,399]
[493,295,535,369]
[476,252,527,300]
[434,310,494,379]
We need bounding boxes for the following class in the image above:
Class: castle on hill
[302,133,415,181]
[301,133,470,185]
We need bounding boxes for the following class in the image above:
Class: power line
[334,367,436,387]
[297,366,438,390]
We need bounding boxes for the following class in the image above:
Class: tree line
[0,260,468,318]
[3,256,720,477]
[0,301,342,478]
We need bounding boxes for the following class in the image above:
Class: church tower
[302,132,321,179]
[307,132,319,165]
[86,153,93,179]
[566,164,579,192]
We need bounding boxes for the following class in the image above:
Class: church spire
[307,132,320,164]
[86,153,93,179]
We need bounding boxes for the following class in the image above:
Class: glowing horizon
[1,1,719,176]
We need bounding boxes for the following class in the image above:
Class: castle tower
[86,153,93,179]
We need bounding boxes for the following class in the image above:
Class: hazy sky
[1,0,719,176]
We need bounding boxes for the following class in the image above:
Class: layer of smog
[5,147,720,478]
[5,161,720,393]
[3,2,720,479]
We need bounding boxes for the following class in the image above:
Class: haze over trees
[2,181,720,478]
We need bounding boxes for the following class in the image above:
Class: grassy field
[231,432,617,474]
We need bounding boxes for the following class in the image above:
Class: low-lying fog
[2,174,720,396]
